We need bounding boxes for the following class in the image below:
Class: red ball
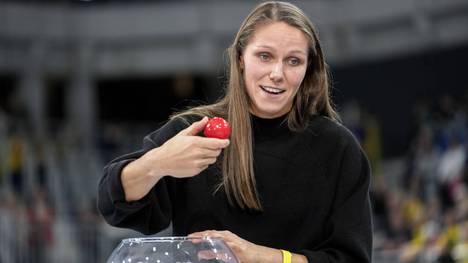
[203,117,231,139]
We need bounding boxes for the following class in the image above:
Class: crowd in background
[0,92,467,262]
[0,111,123,262]
[344,92,468,263]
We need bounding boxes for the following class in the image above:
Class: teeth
[261,86,284,94]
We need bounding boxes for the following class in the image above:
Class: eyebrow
[255,45,307,56]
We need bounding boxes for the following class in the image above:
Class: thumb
[178,117,209,136]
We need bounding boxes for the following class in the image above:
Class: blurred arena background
[0,0,467,262]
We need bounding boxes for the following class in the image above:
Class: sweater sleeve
[300,132,373,263]
[97,117,191,235]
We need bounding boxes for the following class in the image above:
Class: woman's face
[241,21,309,119]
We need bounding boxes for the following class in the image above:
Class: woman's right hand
[150,116,230,178]
[121,117,230,201]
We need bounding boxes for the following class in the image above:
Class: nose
[269,62,284,82]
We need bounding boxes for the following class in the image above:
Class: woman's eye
[259,53,270,61]
[288,58,301,66]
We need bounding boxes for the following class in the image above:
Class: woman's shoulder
[156,115,198,132]
[144,114,204,147]
[305,115,360,149]
[170,114,203,126]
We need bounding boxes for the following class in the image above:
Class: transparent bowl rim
[121,236,224,244]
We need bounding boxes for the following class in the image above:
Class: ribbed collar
[251,113,291,140]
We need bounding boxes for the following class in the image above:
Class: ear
[239,56,244,70]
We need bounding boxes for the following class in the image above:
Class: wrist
[250,245,282,263]
[142,148,167,178]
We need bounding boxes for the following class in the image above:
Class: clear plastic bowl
[107,236,239,263]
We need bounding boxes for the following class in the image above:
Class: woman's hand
[151,116,230,178]
[121,117,229,201]
[188,230,281,263]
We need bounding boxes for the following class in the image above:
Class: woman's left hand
[188,230,281,263]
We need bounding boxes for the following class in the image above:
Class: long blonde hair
[172,1,338,210]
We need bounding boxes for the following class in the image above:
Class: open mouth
[260,85,286,95]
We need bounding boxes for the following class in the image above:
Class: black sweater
[98,115,373,263]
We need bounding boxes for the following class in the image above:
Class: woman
[98,1,373,262]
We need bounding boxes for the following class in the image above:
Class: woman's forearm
[121,148,166,202]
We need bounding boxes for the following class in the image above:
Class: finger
[188,231,206,238]
[193,147,221,157]
[178,117,208,136]
[199,158,217,166]
[203,230,225,240]
[188,231,211,244]
[193,149,221,159]
[188,230,214,241]
[197,250,218,260]
[188,230,218,237]
[198,137,230,150]
[199,149,222,159]
[189,230,235,242]
[198,250,231,262]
